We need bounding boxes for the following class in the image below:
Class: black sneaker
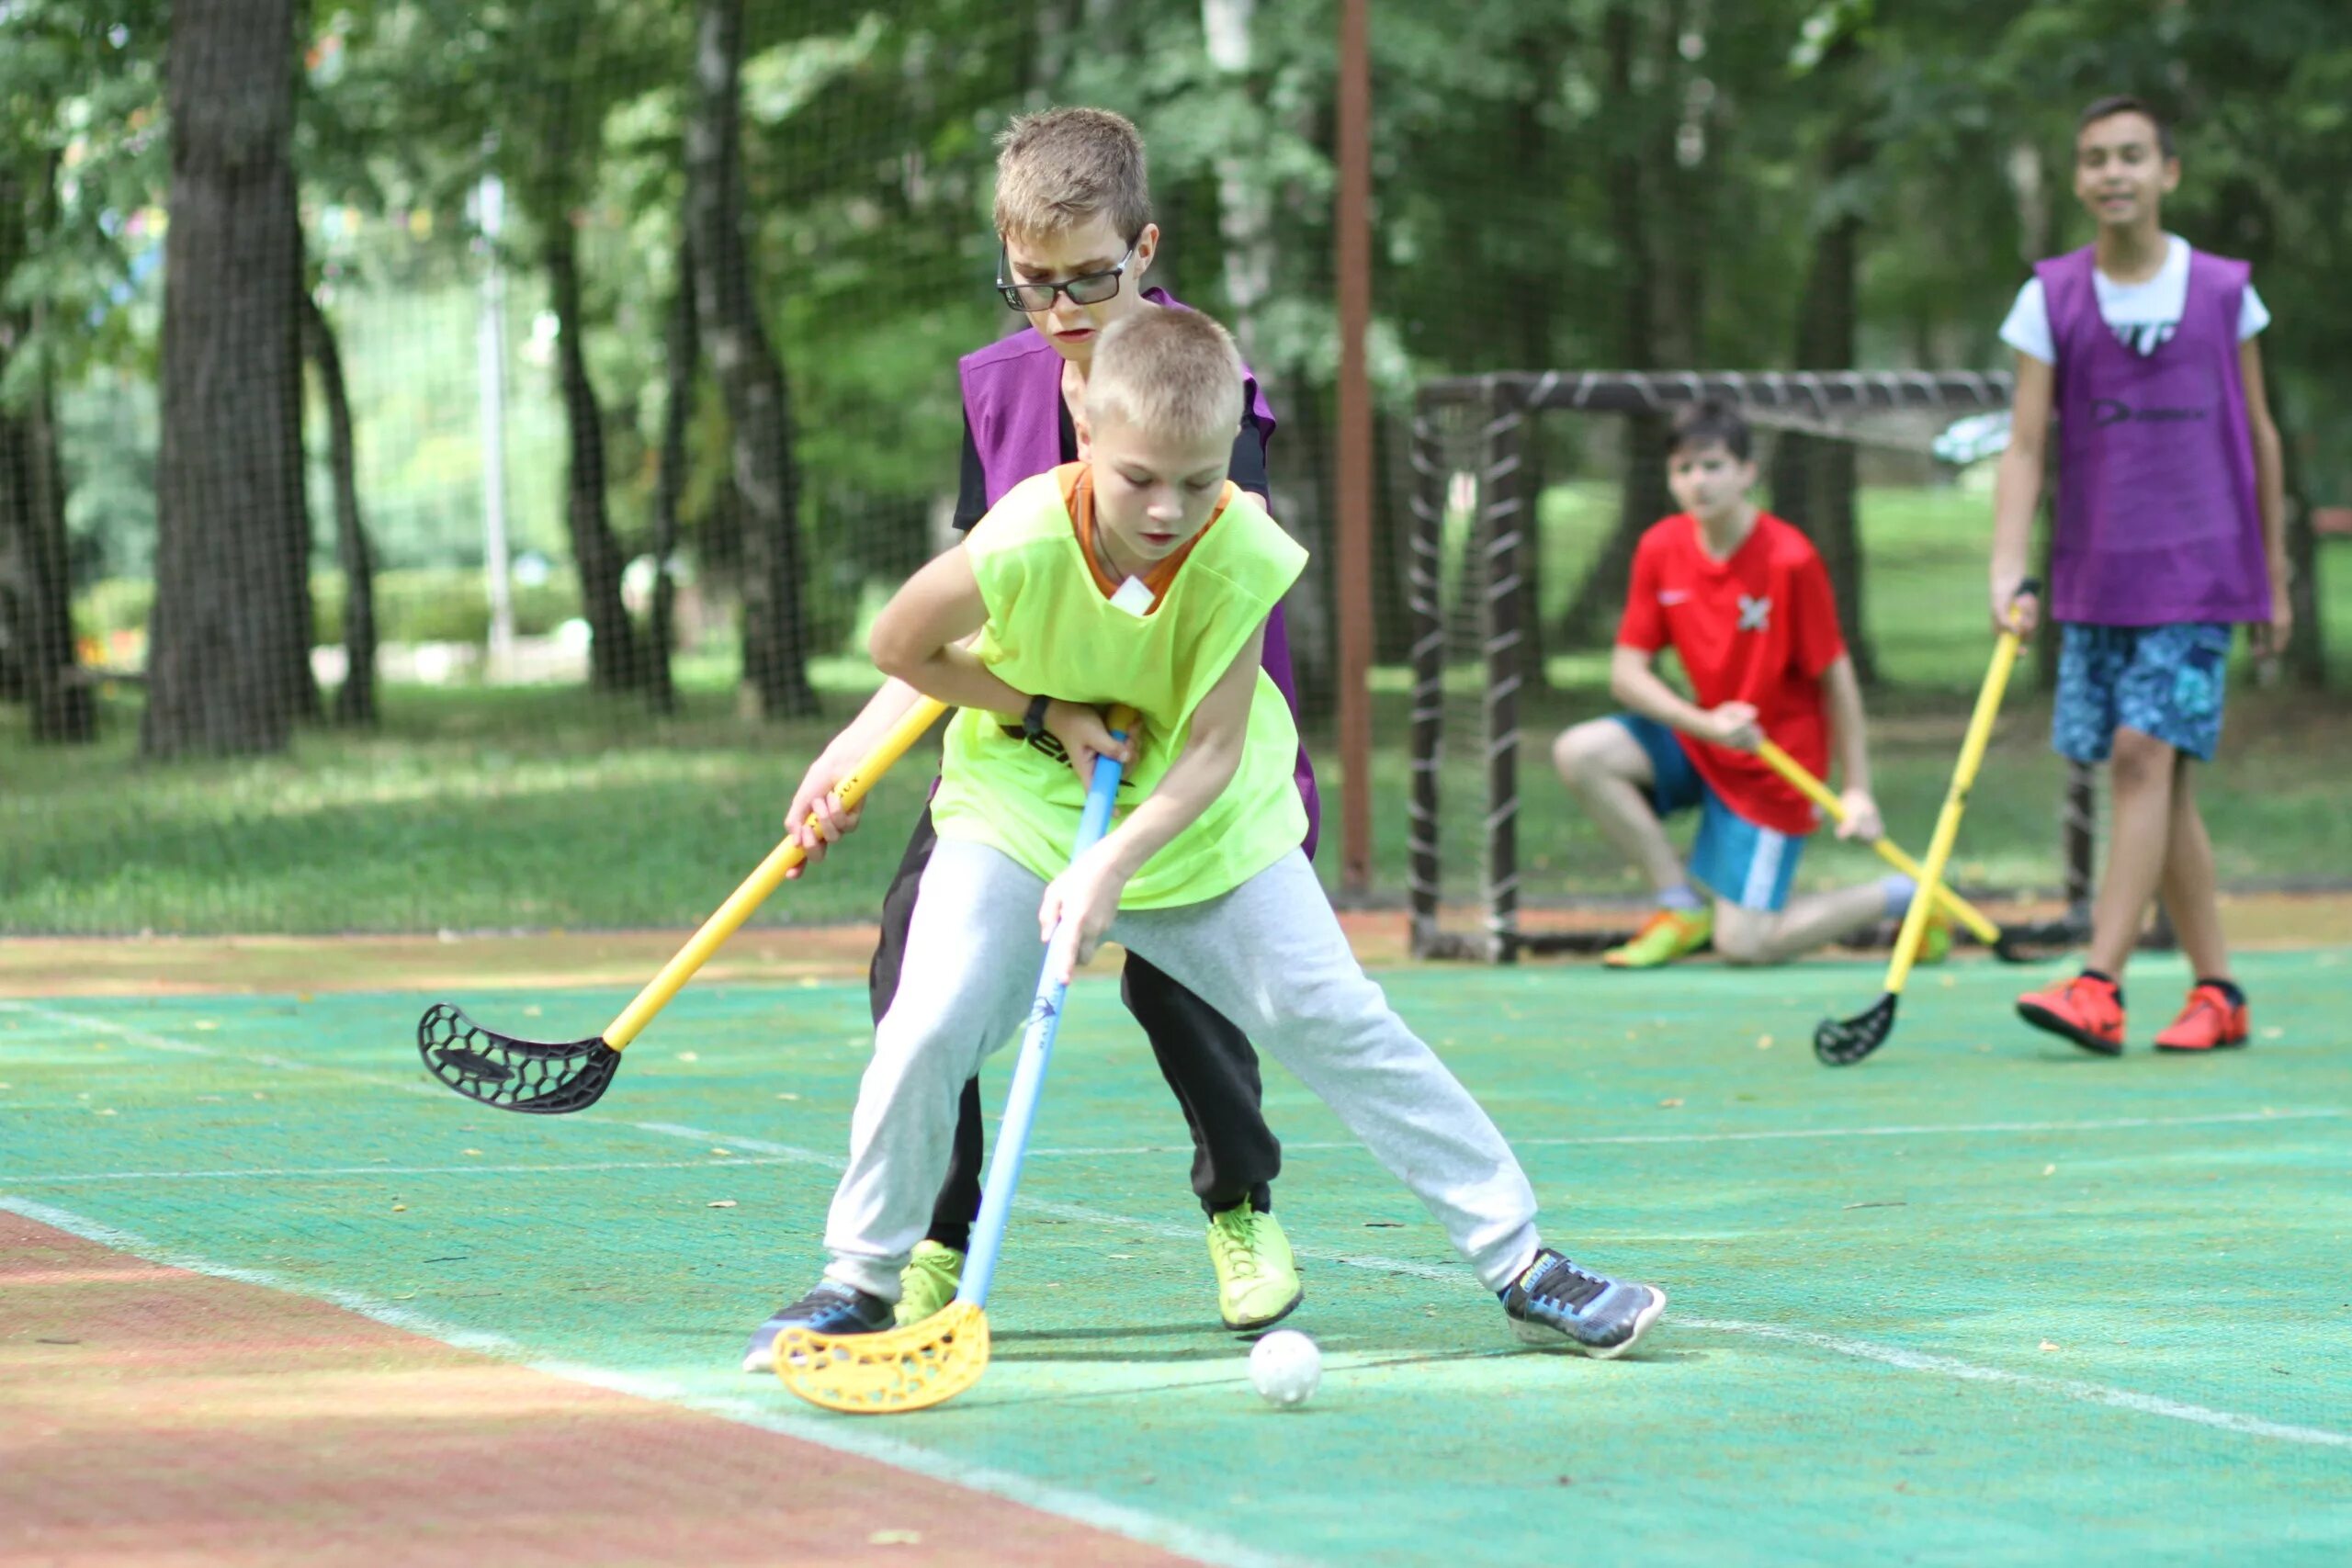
[740,1280,894,1372]
[1499,1248,1666,1359]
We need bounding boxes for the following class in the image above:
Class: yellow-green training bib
[929,467,1308,908]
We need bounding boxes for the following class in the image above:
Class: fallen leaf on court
[523,1005,543,1018]
[391,1203,408,1213]
[192,1021,218,1031]
[463,1148,482,1156]
[1658,1098,1684,1108]
[1757,1034,1773,1050]
[676,1051,700,1062]
[2043,1164,2056,1176]
[2039,1340,2060,1352]
[1109,1254,1136,1260]
[798,976,822,988]
[2261,1028,2283,1040]
[867,1530,922,1546]
[707,1200,737,1208]
[297,993,313,1003]
[775,1092,799,1100]
[1363,1220,1404,1227]
[709,1148,732,1156]
[95,1108,117,1116]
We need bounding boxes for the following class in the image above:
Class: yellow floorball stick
[414,696,951,1113]
[775,706,1139,1415]
[1754,739,2023,959]
[1815,590,2033,1066]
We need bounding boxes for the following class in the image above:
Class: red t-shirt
[1615,511,1846,836]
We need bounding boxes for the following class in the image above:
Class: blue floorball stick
[775,705,1136,1414]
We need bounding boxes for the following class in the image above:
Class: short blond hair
[1087,310,1244,446]
[992,107,1151,244]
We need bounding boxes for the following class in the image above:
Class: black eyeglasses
[996,242,1136,313]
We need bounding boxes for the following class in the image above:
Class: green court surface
[5,949,2349,1564]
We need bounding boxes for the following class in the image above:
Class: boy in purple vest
[752,108,1312,1355]
[1990,96,2289,1056]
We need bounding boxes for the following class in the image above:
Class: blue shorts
[1611,713,1804,912]
[2052,623,2232,765]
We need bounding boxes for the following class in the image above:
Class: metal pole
[1480,390,1526,963]
[475,167,515,680]
[1406,400,1445,956]
[1334,0,1374,897]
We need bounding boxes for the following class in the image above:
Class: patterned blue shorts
[2052,623,2233,764]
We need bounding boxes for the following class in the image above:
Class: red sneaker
[2016,974,2126,1055]
[2154,984,2251,1053]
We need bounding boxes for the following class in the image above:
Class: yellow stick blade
[773,1302,990,1414]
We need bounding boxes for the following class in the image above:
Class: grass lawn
[8,489,2349,936]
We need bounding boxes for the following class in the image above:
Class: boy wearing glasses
[748,108,1311,1364]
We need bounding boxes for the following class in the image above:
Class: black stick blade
[1815,995,1896,1066]
[416,1003,622,1113]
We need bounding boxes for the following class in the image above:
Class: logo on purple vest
[2089,399,2211,429]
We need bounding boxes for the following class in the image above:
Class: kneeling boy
[1551,400,1942,969]
[744,309,1666,1364]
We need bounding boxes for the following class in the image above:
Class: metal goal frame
[1404,368,2095,962]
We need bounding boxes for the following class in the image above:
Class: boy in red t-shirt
[1551,400,1944,968]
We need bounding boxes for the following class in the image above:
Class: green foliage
[10,0,2352,738]
[75,568,587,649]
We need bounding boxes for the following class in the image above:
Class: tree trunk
[143,0,307,758]
[0,355,96,744]
[1560,2,1669,641]
[646,234,696,716]
[1500,29,1564,682]
[1770,119,1875,682]
[299,288,378,727]
[686,0,818,718]
[2272,389,2324,687]
[546,218,643,692]
[0,153,96,742]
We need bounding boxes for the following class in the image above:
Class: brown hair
[1087,310,1244,446]
[993,107,1152,244]
[2077,95,2176,159]
[1669,399,1753,462]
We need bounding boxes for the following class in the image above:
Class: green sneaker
[1205,1204,1303,1331]
[894,1239,964,1327]
[1603,906,1712,969]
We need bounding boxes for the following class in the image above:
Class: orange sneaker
[2016,974,2126,1056]
[2154,984,2251,1053]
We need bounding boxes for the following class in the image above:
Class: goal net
[1405,369,2095,962]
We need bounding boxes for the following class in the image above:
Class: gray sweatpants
[821,841,1542,1301]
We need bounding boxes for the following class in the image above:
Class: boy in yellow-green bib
[741,310,1668,1364]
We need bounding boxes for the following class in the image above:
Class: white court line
[0,1156,802,1186]
[1029,1106,2348,1157]
[1674,1317,2352,1451]
[0,999,440,1095]
[0,1195,1294,1568]
[13,1000,2352,1457]
[640,1120,2352,1453]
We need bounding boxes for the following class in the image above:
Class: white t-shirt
[1999,235,2269,364]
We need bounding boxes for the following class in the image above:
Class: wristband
[1021,693,1052,740]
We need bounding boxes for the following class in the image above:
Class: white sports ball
[1249,1329,1321,1407]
